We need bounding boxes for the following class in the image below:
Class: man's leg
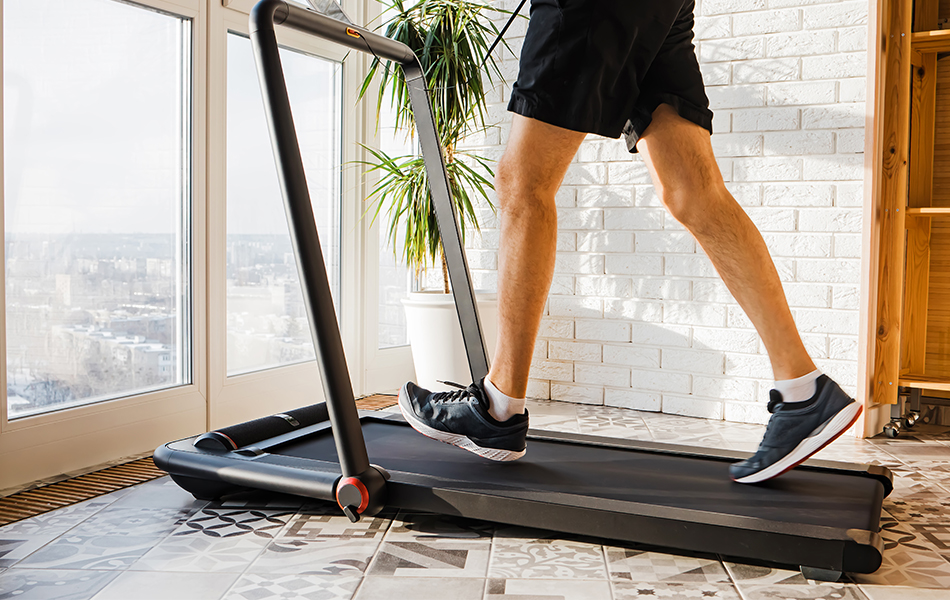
[397,115,586,460]
[637,104,862,483]
[636,105,814,382]
[487,115,587,402]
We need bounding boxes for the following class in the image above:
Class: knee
[659,178,730,230]
[494,155,558,225]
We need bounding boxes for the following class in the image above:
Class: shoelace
[431,380,476,404]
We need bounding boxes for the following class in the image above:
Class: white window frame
[0,0,420,492]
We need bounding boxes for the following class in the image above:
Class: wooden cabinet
[873,0,950,415]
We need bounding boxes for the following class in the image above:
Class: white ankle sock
[484,377,526,422]
[774,369,822,404]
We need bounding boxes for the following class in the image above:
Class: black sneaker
[729,375,863,484]
[397,379,529,461]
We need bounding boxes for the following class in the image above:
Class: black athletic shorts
[508,0,714,153]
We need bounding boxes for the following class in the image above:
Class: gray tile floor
[2,400,950,600]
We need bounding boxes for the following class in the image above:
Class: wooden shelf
[899,375,950,392]
[912,29,950,52]
[905,207,950,217]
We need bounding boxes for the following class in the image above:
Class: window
[225,33,342,376]
[4,0,191,419]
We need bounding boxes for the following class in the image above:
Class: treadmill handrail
[248,0,491,478]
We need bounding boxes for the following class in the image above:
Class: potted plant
[360,0,507,390]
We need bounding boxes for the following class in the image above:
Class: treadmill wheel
[800,566,842,582]
[170,474,245,501]
[883,422,901,439]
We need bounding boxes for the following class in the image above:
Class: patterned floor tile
[132,533,270,573]
[577,406,647,431]
[860,585,950,599]
[222,573,360,600]
[850,522,950,588]
[723,562,808,585]
[611,581,742,599]
[281,511,391,541]
[386,513,493,542]
[172,507,294,540]
[735,584,868,599]
[606,547,729,583]
[486,578,612,599]
[14,535,156,571]
[369,540,490,578]
[529,414,581,434]
[0,497,116,537]
[0,534,60,568]
[109,477,208,511]
[489,538,607,579]
[208,490,309,510]
[69,507,197,538]
[353,576,484,599]
[0,568,119,599]
[883,492,950,522]
[248,538,380,576]
[91,570,240,600]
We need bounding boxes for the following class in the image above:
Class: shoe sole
[732,400,864,484]
[397,383,526,462]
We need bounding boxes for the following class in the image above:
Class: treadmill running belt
[274,420,883,532]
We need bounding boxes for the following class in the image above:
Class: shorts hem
[508,91,623,139]
[624,93,714,153]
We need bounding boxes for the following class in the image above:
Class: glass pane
[377,102,412,349]
[226,33,341,376]
[4,0,191,419]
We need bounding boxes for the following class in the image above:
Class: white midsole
[735,401,863,484]
[397,384,525,462]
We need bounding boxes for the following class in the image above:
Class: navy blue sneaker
[398,379,529,461]
[730,375,863,484]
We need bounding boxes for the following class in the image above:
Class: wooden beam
[911,30,950,52]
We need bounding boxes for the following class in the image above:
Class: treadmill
[154,0,893,579]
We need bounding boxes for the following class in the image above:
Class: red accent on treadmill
[337,477,369,513]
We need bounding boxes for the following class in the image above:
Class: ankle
[484,377,526,422]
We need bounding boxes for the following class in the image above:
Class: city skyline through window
[4,0,192,418]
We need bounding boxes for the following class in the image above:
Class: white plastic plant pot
[401,291,498,392]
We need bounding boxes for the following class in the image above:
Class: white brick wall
[455,0,867,424]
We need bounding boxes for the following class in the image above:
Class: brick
[663,395,724,420]
[692,326,761,353]
[836,129,865,153]
[630,368,691,394]
[707,85,767,109]
[577,231,634,253]
[743,207,798,231]
[665,255,719,278]
[766,81,836,106]
[734,157,803,182]
[763,232,832,257]
[605,255,664,276]
[724,401,770,425]
[635,186,664,208]
[551,383,603,405]
[550,275,574,296]
[795,308,859,334]
[702,0,766,16]
[604,299,664,323]
[603,208,666,230]
[548,296,603,318]
[549,340,602,362]
[835,183,864,207]
[728,306,756,330]
[732,107,800,132]
[802,2,868,29]
[605,389,661,412]
[711,133,764,157]
[838,26,868,52]
[767,30,836,57]
[662,348,725,375]
[804,155,866,181]
[633,323,692,348]
[608,162,652,185]
[538,318,574,339]
[726,183,763,206]
[555,187,576,207]
[695,15,732,40]
[829,336,859,360]
[664,302,727,327]
[834,234,862,258]
[603,344,662,368]
[694,375,758,401]
[764,131,834,156]
[733,58,801,83]
[701,63,732,86]
[466,249,497,270]
[802,53,867,80]
[799,208,862,232]
[576,276,633,298]
[725,352,773,378]
[530,360,574,381]
[801,333,830,359]
[557,209,604,230]
[832,285,861,310]
[554,254,605,274]
[526,379,550,400]
[563,163,607,185]
[575,363,631,387]
[557,232,577,252]
[782,282,833,308]
[803,103,865,129]
[632,279,692,301]
[763,183,835,207]
[577,186,635,208]
[576,319,631,343]
[839,79,867,103]
[635,232,696,254]
[712,110,732,133]
[797,258,861,283]
[693,281,735,303]
[733,9,800,35]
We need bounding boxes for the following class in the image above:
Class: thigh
[501,115,587,197]
[636,104,722,198]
